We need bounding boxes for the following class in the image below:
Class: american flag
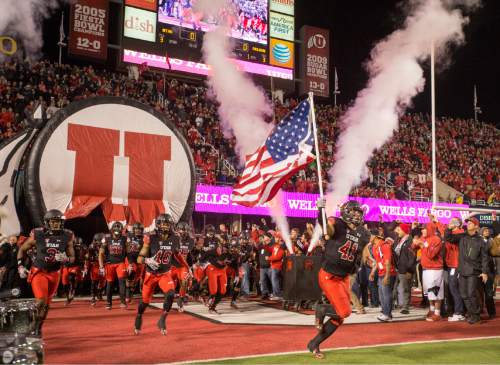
[232,99,316,207]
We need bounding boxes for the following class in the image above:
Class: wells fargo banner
[69,0,109,60]
[299,25,330,97]
[195,184,470,223]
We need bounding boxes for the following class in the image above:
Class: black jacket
[258,243,273,269]
[393,235,416,274]
[445,229,489,276]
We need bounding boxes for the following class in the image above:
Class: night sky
[41,0,500,125]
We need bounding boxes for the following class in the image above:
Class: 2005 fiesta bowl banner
[24,97,196,228]
[195,184,470,223]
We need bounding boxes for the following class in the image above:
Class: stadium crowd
[0,60,498,205]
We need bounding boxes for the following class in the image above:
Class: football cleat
[177,297,184,312]
[307,341,325,359]
[90,299,97,306]
[230,301,239,309]
[157,315,167,336]
[134,314,142,335]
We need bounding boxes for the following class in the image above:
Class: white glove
[55,252,69,263]
[18,265,28,279]
[99,267,105,276]
[145,257,160,271]
[316,197,326,209]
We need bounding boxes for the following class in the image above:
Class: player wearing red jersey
[126,222,145,303]
[99,222,130,310]
[134,214,188,335]
[308,200,371,359]
[17,210,75,336]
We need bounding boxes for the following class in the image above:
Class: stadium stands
[0,60,498,205]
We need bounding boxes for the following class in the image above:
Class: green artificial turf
[196,338,500,364]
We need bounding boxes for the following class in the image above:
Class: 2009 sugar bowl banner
[195,184,470,223]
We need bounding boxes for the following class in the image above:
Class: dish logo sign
[307,34,326,49]
[123,6,156,42]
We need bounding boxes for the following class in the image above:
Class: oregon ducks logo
[0,37,17,56]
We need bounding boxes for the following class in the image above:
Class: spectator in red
[412,223,444,322]
[371,232,397,322]
[267,235,285,300]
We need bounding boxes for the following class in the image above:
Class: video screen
[157,0,268,45]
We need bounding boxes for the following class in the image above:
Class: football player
[61,236,86,306]
[87,233,106,305]
[307,200,371,359]
[171,221,194,312]
[17,210,75,336]
[134,214,188,335]
[99,222,129,310]
[203,225,227,314]
[126,222,145,303]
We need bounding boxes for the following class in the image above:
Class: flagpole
[473,84,478,122]
[334,67,340,108]
[309,92,327,235]
[58,11,65,65]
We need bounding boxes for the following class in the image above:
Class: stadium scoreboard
[122,0,295,80]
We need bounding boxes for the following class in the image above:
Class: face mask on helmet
[111,222,123,237]
[132,223,144,237]
[44,209,64,233]
[205,225,215,237]
[176,222,189,236]
[340,201,364,227]
[156,214,174,234]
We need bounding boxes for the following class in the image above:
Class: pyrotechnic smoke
[0,0,64,59]
[308,223,323,253]
[325,0,480,216]
[198,0,273,161]
[268,191,293,254]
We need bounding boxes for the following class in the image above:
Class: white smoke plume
[199,1,273,161]
[268,191,293,254]
[0,0,65,59]
[325,0,480,216]
[308,223,323,253]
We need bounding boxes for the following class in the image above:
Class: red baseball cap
[465,217,480,226]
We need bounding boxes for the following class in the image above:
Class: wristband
[17,259,22,266]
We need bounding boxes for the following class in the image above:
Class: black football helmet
[205,224,215,237]
[156,213,174,234]
[340,201,364,227]
[176,221,190,235]
[44,209,64,234]
[132,222,144,237]
[110,221,124,238]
